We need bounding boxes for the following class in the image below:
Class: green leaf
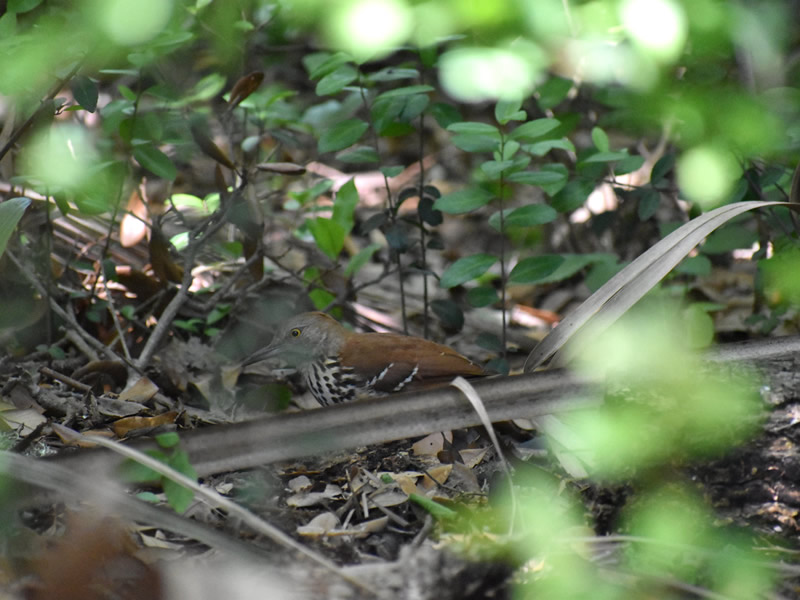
[522,138,575,156]
[535,253,615,284]
[467,286,499,307]
[315,65,358,95]
[9,0,42,12]
[488,204,557,231]
[430,103,462,129]
[133,144,177,180]
[119,450,168,483]
[332,178,358,233]
[433,187,494,214]
[336,146,379,163]
[447,122,501,135]
[307,217,346,260]
[700,224,758,254]
[495,97,525,124]
[509,255,565,284]
[440,254,497,288]
[318,118,369,153]
[550,180,594,212]
[615,155,645,174]
[367,67,420,82]
[508,118,560,142]
[650,153,675,183]
[448,122,502,153]
[431,299,464,330]
[71,76,98,112]
[507,169,567,187]
[638,189,660,221]
[380,166,404,177]
[480,160,514,179]
[536,76,573,109]
[0,198,30,259]
[591,127,609,152]
[164,450,197,513]
[376,85,434,99]
[307,52,352,80]
[583,150,630,163]
[345,243,381,277]
[156,432,180,448]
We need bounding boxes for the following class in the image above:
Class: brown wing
[340,333,484,394]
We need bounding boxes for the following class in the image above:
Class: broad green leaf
[448,121,502,153]
[508,118,560,142]
[376,85,435,99]
[495,97,525,124]
[71,76,98,112]
[583,151,630,163]
[535,253,615,284]
[700,224,758,254]
[9,0,42,12]
[337,146,379,163]
[509,255,565,283]
[651,153,675,183]
[332,178,358,232]
[440,254,497,288]
[480,160,514,179]
[638,189,660,221]
[467,286,499,307]
[523,138,575,156]
[380,166,404,177]
[507,169,567,187]
[430,103,462,129]
[550,180,594,212]
[0,197,30,259]
[133,144,177,180]
[536,76,573,109]
[345,243,381,277]
[447,122,501,136]
[318,118,368,153]
[591,127,609,152]
[488,204,557,231]
[164,450,197,513]
[307,52,352,80]
[316,65,358,95]
[431,299,464,330]
[367,67,419,82]
[615,155,645,174]
[307,217,346,260]
[434,187,494,214]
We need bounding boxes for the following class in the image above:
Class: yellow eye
[290,328,301,338]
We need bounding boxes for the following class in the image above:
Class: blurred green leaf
[332,178,358,233]
[70,75,98,112]
[591,127,609,152]
[318,118,369,153]
[133,144,177,180]
[315,64,358,95]
[307,217,346,260]
[434,187,494,214]
[488,204,557,230]
[508,118,560,142]
[0,198,30,259]
[440,254,497,288]
[345,243,380,277]
[509,255,565,283]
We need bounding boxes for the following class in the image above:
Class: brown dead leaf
[118,377,158,403]
[112,412,178,438]
[421,464,453,490]
[227,71,264,109]
[412,431,453,456]
[190,122,235,169]
[459,447,489,469]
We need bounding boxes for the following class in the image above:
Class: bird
[242,311,485,406]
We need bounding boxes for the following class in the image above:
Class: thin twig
[51,424,375,595]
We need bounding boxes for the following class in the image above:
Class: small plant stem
[498,140,508,361]
[417,111,429,338]
[357,75,408,333]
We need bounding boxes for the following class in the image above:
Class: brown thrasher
[243,312,484,406]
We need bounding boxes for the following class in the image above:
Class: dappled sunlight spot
[677,145,741,208]
[620,0,688,63]
[93,0,173,46]
[327,0,412,62]
[23,124,97,190]
[439,45,545,102]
